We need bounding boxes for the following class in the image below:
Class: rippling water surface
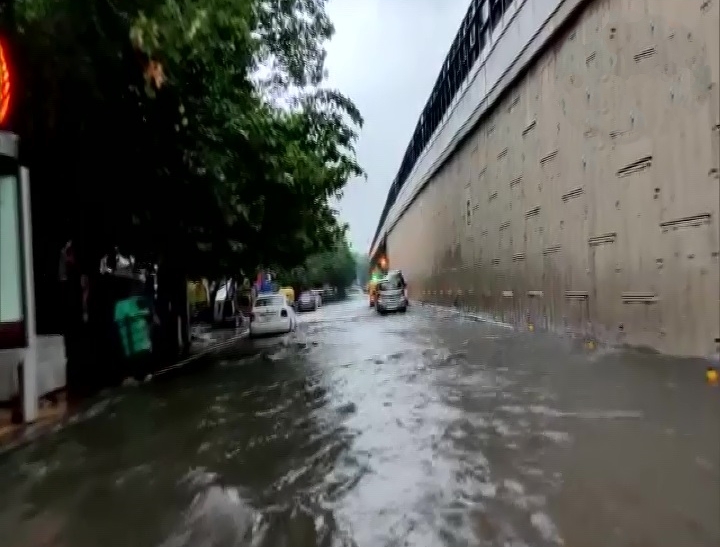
[1,296,718,547]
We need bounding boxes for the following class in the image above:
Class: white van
[375,271,408,315]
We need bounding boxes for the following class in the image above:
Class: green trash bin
[113,296,152,358]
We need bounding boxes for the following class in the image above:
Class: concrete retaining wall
[388,0,720,358]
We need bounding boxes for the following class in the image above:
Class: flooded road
[1,296,718,547]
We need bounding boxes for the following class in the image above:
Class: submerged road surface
[1,296,718,547]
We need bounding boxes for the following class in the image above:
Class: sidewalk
[0,326,248,453]
[0,392,68,452]
[152,325,249,377]
[416,300,720,364]
[0,335,67,450]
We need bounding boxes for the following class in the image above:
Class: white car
[249,293,297,337]
[297,290,317,312]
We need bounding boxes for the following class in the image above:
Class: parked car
[375,273,408,315]
[297,290,318,312]
[321,286,339,303]
[249,293,296,337]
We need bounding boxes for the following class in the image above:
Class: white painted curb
[413,301,515,330]
[153,329,249,377]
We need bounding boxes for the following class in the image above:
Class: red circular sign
[0,41,11,125]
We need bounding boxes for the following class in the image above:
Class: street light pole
[19,165,37,421]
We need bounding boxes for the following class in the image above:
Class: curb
[415,301,515,330]
[153,329,249,377]
[0,408,68,456]
[415,301,720,365]
[0,330,249,456]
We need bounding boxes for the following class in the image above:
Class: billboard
[0,166,26,349]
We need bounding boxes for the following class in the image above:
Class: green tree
[279,235,357,296]
[14,0,363,279]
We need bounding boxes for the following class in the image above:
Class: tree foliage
[280,237,356,293]
[12,0,363,278]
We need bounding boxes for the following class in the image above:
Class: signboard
[0,39,21,348]
[0,171,25,349]
[0,39,11,127]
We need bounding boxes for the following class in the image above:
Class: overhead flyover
[368,0,594,259]
[368,0,720,358]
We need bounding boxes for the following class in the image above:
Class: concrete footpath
[416,300,720,365]
[0,326,248,453]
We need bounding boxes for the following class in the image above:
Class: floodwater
[1,296,718,547]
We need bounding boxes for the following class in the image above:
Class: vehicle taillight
[280,309,288,317]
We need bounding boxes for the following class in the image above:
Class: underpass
[369,0,720,358]
[1,296,717,547]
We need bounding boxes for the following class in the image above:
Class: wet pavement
[1,295,718,547]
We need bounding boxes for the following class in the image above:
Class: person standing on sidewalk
[59,239,89,402]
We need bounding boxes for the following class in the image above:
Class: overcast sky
[324,0,470,254]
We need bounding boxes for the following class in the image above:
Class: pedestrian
[59,239,89,403]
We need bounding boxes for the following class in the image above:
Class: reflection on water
[0,298,718,547]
